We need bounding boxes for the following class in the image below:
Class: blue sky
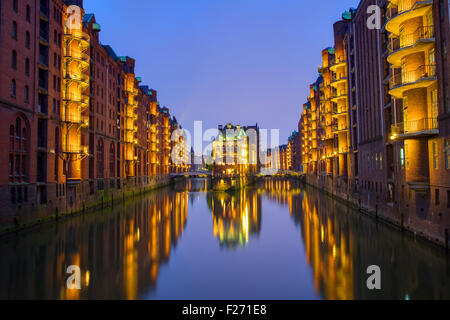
[84,0,359,143]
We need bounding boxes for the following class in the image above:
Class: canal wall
[302,175,449,250]
[0,176,172,236]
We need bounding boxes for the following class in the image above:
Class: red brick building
[298,0,450,246]
[0,0,188,230]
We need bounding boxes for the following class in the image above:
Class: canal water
[0,178,449,300]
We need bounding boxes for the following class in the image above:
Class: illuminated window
[400,147,405,170]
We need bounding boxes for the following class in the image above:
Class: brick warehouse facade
[296,0,450,246]
[0,0,189,231]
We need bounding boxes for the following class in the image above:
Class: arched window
[25,31,30,48]
[10,125,15,151]
[109,143,115,177]
[11,79,16,97]
[25,58,30,75]
[12,50,17,69]
[22,127,26,149]
[97,139,104,178]
[12,21,17,39]
[16,118,21,138]
[13,0,18,13]
[26,5,31,22]
[24,86,29,102]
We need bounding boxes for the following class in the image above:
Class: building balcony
[332,124,349,133]
[329,57,347,72]
[387,26,435,67]
[64,49,90,66]
[125,112,138,120]
[390,117,438,139]
[63,93,89,109]
[64,73,90,87]
[126,88,139,96]
[324,132,335,140]
[64,31,90,48]
[330,74,348,88]
[337,146,350,154]
[385,0,433,35]
[61,114,89,127]
[389,64,436,98]
[331,90,348,103]
[62,145,89,159]
[128,101,139,110]
[332,106,348,118]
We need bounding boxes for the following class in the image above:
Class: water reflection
[0,190,188,299]
[258,178,450,300]
[207,190,261,249]
[0,178,449,300]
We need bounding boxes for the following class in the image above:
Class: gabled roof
[102,45,119,61]
[83,13,94,24]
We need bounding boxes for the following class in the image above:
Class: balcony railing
[389,26,434,52]
[64,31,90,43]
[64,73,89,85]
[330,56,346,68]
[65,50,90,63]
[62,145,89,155]
[332,124,349,132]
[332,90,347,99]
[333,106,348,115]
[331,73,347,83]
[64,92,89,103]
[62,114,89,126]
[390,65,436,89]
[391,117,438,137]
[387,0,428,20]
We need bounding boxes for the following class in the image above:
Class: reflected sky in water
[0,178,449,300]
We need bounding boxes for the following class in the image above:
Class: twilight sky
[84,0,359,144]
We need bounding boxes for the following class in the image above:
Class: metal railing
[65,50,90,63]
[62,114,89,126]
[331,73,347,83]
[64,92,89,103]
[64,73,89,85]
[330,56,346,67]
[64,31,90,43]
[333,106,348,115]
[62,145,89,154]
[391,117,438,135]
[389,26,434,52]
[390,65,436,89]
[387,0,429,20]
[332,124,349,132]
[332,89,347,99]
